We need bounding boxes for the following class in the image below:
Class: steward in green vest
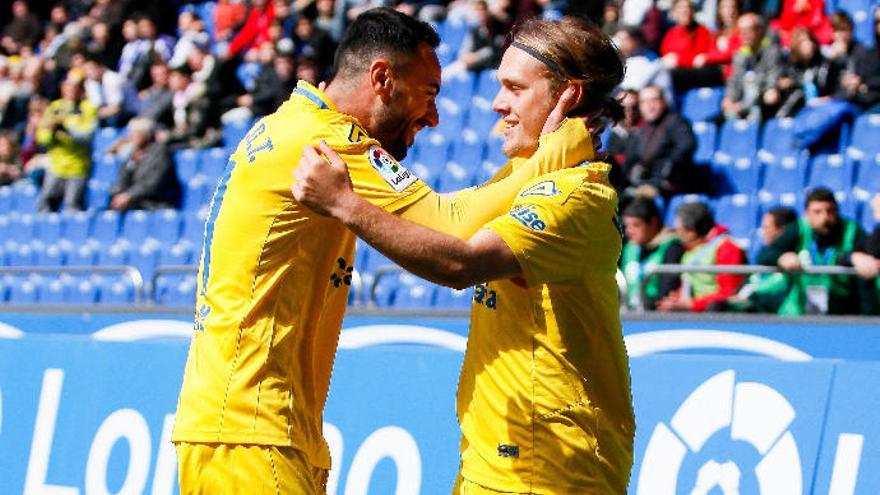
[620,197,684,309]
[771,188,877,315]
[657,201,747,312]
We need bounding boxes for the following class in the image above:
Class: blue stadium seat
[181,209,208,246]
[8,243,35,266]
[664,194,712,225]
[130,242,160,284]
[835,192,860,219]
[860,202,878,232]
[435,161,473,192]
[91,210,121,244]
[98,277,136,305]
[475,69,500,100]
[92,127,121,159]
[10,212,36,240]
[174,148,201,183]
[70,278,99,305]
[34,212,63,244]
[466,99,498,136]
[12,182,38,213]
[92,154,120,183]
[715,194,758,239]
[169,275,197,307]
[0,185,12,214]
[853,152,880,201]
[223,118,253,148]
[434,286,473,310]
[8,277,39,304]
[848,113,880,159]
[759,118,799,161]
[85,179,111,210]
[153,209,182,244]
[200,147,228,180]
[159,242,193,266]
[439,70,475,101]
[692,121,717,164]
[370,272,400,308]
[121,210,152,244]
[485,135,506,168]
[806,154,854,192]
[439,19,469,54]
[713,155,761,194]
[0,215,10,247]
[759,154,806,196]
[716,119,760,160]
[36,243,67,266]
[39,277,71,305]
[407,161,440,187]
[413,130,450,171]
[681,87,724,122]
[182,176,212,211]
[436,97,468,140]
[97,241,131,266]
[393,276,435,309]
[451,129,485,166]
[473,160,503,185]
[68,243,97,266]
[61,210,92,245]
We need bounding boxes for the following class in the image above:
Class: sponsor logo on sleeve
[509,204,546,231]
[519,181,559,197]
[368,146,418,192]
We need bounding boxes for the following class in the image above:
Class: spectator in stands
[89,0,126,31]
[621,85,695,199]
[606,88,641,173]
[770,188,877,315]
[226,0,276,59]
[118,14,174,91]
[657,201,747,312]
[770,28,840,118]
[163,65,213,149]
[109,117,181,211]
[291,10,336,79]
[621,196,685,310]
[602,0,621,37]
[315,0,345,41]
[661,0,722,93]
[827,12,880,111]
[234,52,297,121]
[83,54,136,127]
[614,27,674,104]
[700,0,743,80]
[0,131,22,185]
[721,13,783,120]
[295,55,320,86]
[1,1,41,55]
[188,45,244,131]
[169,12,212,69]
[770,0,833,48]
[215,0,248,42]
[35,75,97,212]
[86,22,121,70]
[455,1,505,73]
[137,63,174,127]
[723,206,798,312]
[0,55,31,130]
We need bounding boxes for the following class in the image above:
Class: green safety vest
[680,235,729,299]
[621,237,678,308]
[778,218,858,316]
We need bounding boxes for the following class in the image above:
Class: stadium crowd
[0,0,879,315]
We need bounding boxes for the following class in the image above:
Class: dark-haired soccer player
[172,8,596,493]
[293,17,635,494]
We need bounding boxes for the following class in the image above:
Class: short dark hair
[830,11,854,32]
[806,187,838,208]
[676,202,715,237]
[767,206,798,230]
[622,196,661,223]
[331,7,440,82]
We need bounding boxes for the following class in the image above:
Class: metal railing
[636,264,862,312]
[0,265,146,304]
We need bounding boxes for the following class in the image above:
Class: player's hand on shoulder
[292,140,356,218]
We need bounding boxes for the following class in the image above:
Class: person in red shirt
[699,0,744,80]
[770,0,834,47]
[661,0,723,93]
[657,201,747,312]
[226,0,276,58]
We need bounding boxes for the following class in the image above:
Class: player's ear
[557,82,583,117]
[369,59,394,103]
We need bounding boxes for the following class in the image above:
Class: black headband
[510,41,564,76]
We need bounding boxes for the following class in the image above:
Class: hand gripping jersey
[172,82,428,470]
[458,164,635,494]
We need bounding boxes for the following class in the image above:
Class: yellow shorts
[453,474,531,495]
[176,442,327,495]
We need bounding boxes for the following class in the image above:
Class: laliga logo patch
[368,146,417,192]
[637,370,802,495]
[519,181,559,197]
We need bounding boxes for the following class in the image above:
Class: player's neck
[324,80,374,129]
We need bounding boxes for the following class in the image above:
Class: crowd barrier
[0,312,878,494]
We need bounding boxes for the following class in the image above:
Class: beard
[371,91,413,161]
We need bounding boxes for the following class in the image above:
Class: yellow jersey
[458,164,635,494]
[172,81,429,470]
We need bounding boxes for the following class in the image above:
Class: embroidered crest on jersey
[330,257,353,288]
[519,180,559,197]
[367,145,418,192]
[509,204,546,231]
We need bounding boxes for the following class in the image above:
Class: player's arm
[294,143,521,288]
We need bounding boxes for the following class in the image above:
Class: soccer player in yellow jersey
[293,17,635,494]
[173,8,598,494]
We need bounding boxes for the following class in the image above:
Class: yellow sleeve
[342,142,430,213]
[397,118,594,240]
[485,179,619,287]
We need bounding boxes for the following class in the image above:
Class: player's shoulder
[517,162,616,207]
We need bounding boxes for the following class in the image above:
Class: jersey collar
[292,81,337,112]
